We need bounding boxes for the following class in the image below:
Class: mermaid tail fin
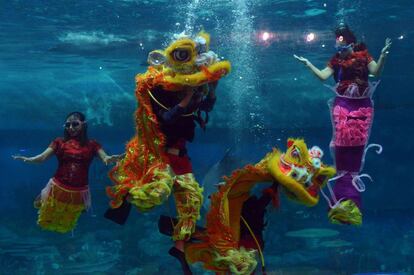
[328,199,362,225]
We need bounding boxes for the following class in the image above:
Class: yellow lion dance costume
[106,31,231,241]
[184,138,336,274]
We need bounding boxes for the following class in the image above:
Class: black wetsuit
[152,83,217,275]
[239,192,273,250]
[149,83,217,147]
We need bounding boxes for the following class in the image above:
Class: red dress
[328,49,373,96]
[49,138,101,188]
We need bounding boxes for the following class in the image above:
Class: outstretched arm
[12,147,54,164]
[294,54,334,81]
[368,38,391,77]
[97,149,125,166]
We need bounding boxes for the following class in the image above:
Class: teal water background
[1,0,413,274]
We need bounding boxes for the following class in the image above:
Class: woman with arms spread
[13,111,123,233]
[294,23,391,225]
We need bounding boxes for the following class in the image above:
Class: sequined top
[49,138,101,187]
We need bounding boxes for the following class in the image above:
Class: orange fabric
[185,163,273,271]
[199,66,228,84]
[107,68,169,208]
[107,65,228,209]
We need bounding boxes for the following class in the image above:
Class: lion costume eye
[171,48,191,62]
[147,50,166,66]
[290,147,301,160]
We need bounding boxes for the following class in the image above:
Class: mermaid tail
[37,178,90,233]
[325,82,381,225]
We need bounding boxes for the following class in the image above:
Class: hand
[104,154,125,165]
[12,155,30,162]
[208,81,218,91]
[208,82,217,99]
[381,38,392,56]
[293,54,310,66]
[184,86,194,98]
[178,87,194,108]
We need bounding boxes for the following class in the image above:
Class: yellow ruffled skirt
[35,178,90,233]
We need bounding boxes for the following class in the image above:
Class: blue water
[1,0,413,274]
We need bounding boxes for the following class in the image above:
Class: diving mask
[335,43,352,53]
[64,121,84,129]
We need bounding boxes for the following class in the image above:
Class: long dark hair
[63,111,89,146]
[334,23,366,51]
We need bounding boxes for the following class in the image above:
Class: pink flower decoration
[332,106,374,146]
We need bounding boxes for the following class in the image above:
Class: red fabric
[53,178,89,191]
[49,138,101,187]
[262,186,280,208]
[165,138,192,175]
[167,154,193,175]
[327,50,373,96]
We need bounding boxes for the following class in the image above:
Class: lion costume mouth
[267,139,336,206]
[278,154,318,197]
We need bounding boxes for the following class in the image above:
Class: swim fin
[104,199,131,225]
[168,247,193,275]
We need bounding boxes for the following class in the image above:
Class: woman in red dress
[12,111,123,233]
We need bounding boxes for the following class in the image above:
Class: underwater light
[306,32,315,42]
[398,35,404,40]
[256,30,276,45]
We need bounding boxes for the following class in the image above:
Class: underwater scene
[1,0,413,274]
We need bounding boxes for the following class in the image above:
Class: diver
[239,183,279,253]
[12,111,124,233]
[294,23,391,225]
[151,78,218,274]
[105,31,231,275]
